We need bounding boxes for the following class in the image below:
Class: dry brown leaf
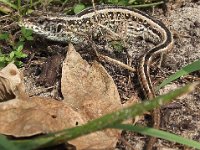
[61,43,122,149]
[62,43,121,115]
[0,63,25,101]
[0,97,85,137]
[69,130,120,150]
[0,63,85,137]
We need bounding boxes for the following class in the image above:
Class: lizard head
[19,15,71,42]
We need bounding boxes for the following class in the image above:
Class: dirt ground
[0,0,200,150]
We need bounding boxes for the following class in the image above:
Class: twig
[100,55,136,72]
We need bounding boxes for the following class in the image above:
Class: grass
[0,0,200,149]
[157,60,200,90]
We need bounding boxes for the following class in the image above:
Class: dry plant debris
[0,63,25,102]
[62,43,122,116]
[0,44,137,149]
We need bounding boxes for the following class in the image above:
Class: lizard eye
[57,23,63,32]
[38,19,45,25]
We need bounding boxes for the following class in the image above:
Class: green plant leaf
[19,53,27,58]
[16,44,23,52]
[10,83,197,150]
[15,51,27,58]
[26,36,33,41]
[0,56,5,61]
[14,44,27,59]
[112,124,200,149]
[157,60,200,90]
[21,27,26,35]
[0,33,9,40]
[14,61,23,67]
[73,3,85,14]
[21,27,33,38]
[25,30,33,37]
[0,56,6,68]
[9,51,15,59]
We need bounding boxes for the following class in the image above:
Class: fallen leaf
[0,63,25,102]
[0,97,84,137]
[0,63,84,137]
[62,43,121,115]
[61,43,122,149]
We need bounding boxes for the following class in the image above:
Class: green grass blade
[10,83,197,150]
[0,135,21,150]
[112,124,200,149]
[157,60,200,90]
[0,0,17,10]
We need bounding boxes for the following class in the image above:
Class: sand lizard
[19,5,174,150]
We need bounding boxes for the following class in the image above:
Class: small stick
[100,55,136,72]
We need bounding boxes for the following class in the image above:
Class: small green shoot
[20,27,33,41]
[110,41,124,53]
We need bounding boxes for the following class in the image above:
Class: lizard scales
[20,5,174,150]
[20,5,172,45]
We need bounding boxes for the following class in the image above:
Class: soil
[0,0,200,150]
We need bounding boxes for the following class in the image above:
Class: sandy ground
[117,1,200,149]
